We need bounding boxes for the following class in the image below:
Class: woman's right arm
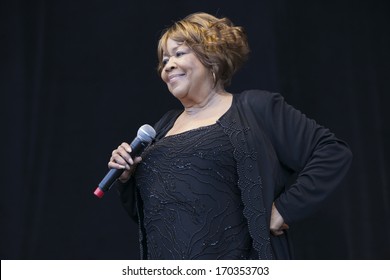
[109,142,142,221]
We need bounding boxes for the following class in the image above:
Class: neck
[181,87,228,116]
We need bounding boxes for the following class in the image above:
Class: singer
[107,12,352,259]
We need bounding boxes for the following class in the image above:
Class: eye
[175,51,185,57]
[162,57,169,65]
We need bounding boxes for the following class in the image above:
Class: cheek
[189,60,208,78]
[160,71,167,83]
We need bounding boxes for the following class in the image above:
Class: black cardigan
[116,90,352,259]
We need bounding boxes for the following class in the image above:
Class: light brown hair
[157,12,250,87]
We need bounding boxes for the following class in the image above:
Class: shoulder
[154,109,181,128]
[153,109,182,137]
[235,89,286,115]
[236,89,283,106]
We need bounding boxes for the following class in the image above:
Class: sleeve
[114,179,138,222]
[250,90,353,224]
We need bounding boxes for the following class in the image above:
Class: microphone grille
[137,124,156,143]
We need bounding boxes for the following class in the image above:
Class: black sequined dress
[135,122,256,259]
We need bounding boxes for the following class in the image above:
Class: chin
[169,87,188,99]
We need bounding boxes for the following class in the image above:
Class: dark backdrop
[1,0,389,259]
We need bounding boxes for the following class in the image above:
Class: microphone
[93,124,156,198]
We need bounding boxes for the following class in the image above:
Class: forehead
[162,39,187,55]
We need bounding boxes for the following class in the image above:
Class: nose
[164,57,176,72]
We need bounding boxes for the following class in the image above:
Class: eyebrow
[163,43,185,57]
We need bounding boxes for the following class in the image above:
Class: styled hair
[157,12,250,87]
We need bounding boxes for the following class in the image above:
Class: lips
[168,73,185,83]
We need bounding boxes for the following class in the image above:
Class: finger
[120,142,132,154]
[281,223,290,230]
[111,153,130,167]
[108,161,126,170]
[112,147,133,166]
[271,229,284,236]
[110,150,127,165]
[134,156,142,164]
[116,146,134,165]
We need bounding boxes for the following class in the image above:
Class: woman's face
[160,38,212,100]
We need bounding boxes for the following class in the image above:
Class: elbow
[337,141,353,173]
[343,142,353,164]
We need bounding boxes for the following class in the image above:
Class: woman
[108,12,352,259]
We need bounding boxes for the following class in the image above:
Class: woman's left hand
[270,203,289,236]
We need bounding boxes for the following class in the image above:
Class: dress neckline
[163,94,235,138]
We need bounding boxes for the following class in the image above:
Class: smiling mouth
[168,74,185,83]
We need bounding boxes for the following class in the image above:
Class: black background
[1,0,389,259]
